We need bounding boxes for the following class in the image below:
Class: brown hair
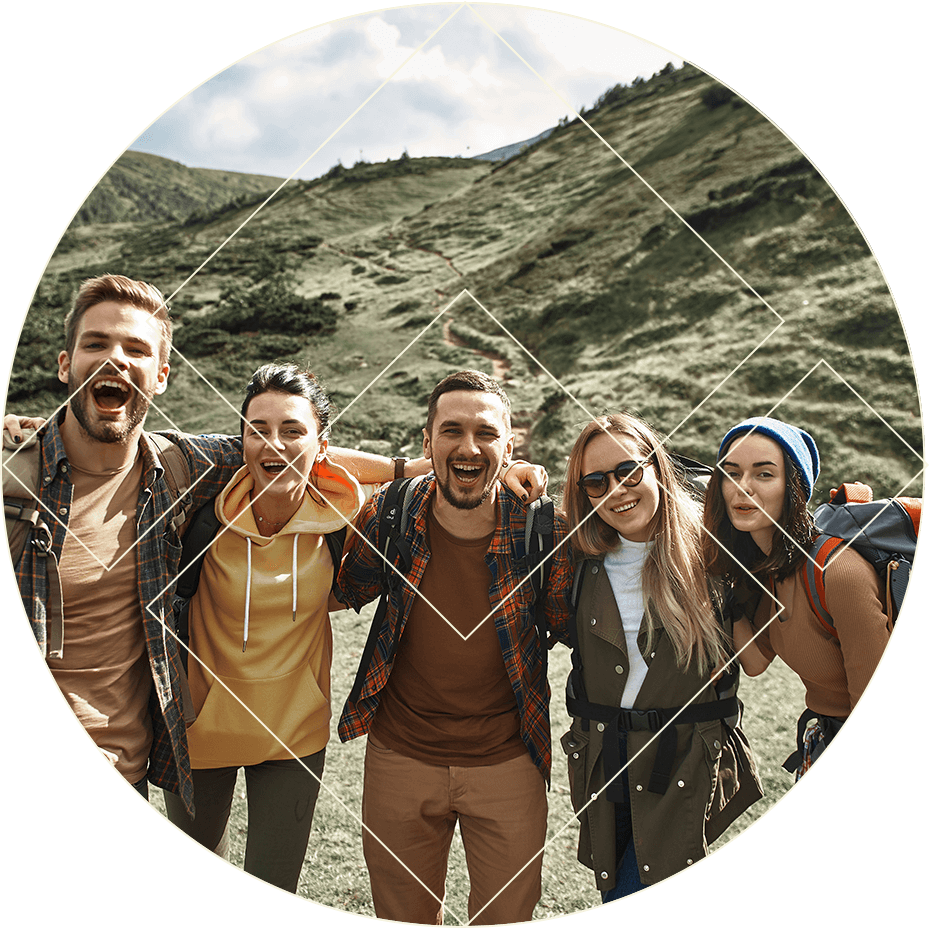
[426,369,511,433]
[703,446,816,583]
[64,274,172,363]
[564,413,727,674]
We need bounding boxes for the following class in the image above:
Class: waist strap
[567,691,739,800]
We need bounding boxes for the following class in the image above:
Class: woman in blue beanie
[703,417,892,778]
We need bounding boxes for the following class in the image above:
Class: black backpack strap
[325,525,347,592]
[347,478,414,705]
[172,497,222,671]
[522,496,555,681]
[566,560,591,730]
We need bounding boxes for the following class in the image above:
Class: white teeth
[612,500,637,513]
[95,379,129,392]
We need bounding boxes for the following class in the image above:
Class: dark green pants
[164,749,325,893]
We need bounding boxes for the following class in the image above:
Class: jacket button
[615,665,624,674]
[592,565,600,574]
[600,871,608,879]
[590,792,597,800]
[58,507,68,515]
[590,618,597,626]
[572,753,579,759]
[686,859,694,865]
[636,784,643,791]
[714,740,721,749]
[677,780,685,788]
[568,741,577,748]
[597,723,605,732]
[642,865,650,872]
[43,475,52,485]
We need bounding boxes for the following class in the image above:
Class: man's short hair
[426,369,511,432]
[64,274,173,364]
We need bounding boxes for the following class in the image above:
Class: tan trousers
[361,736,547,925]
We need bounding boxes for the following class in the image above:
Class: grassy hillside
[10,62,921,505]
[65,150,284,226]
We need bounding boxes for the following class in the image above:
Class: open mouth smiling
[91,378,131,412]
[450,462,485,484]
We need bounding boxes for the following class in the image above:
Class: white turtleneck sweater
[603,537,653,708]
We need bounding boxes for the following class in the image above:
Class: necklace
[256,514,289,526]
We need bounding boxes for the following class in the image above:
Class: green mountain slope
[68,150,284,225]
[10,64,921,502]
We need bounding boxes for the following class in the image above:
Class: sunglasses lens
[581,474,609,497]
[616,463,643,485]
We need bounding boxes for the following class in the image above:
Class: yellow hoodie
[185,460,365,769]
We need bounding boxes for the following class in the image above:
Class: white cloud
[190,96,262,150]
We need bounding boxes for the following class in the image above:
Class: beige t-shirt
[49,455,152,785]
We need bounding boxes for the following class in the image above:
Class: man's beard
[434,459,501,510]
[68,375,151,444]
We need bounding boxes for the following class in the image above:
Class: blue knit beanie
[717,417,820,501]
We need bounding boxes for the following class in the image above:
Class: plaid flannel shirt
[335,476,572,782]
[13,410,242,813]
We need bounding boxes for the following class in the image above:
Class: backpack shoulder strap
[522,495,555,680]
[801,534,843,637]
[148,433,194,537]
[3,430,43,566]
[325,525,347,592]
[347,477,415,705]
[3,430,66,657]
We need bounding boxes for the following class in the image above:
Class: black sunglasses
[578,460,651,498]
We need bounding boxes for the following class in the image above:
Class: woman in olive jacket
[561,414,762,900]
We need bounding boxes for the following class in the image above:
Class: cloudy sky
[131,3,682,179]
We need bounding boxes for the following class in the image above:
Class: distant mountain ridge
[71,150,284,225]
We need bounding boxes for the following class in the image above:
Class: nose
[736,473,754,496]
[459,431,480,456]
[606,472,628,496]
[103,345,130,371]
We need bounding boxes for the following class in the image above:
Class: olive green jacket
[561,560,763,890]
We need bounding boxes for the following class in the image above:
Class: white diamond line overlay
[12,8,912,920]
[164,4,469,306]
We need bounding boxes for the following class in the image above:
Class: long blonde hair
[564,413,726,675]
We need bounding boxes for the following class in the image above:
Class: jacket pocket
[560,725,591,815]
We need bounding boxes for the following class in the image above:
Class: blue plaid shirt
[13,410,241,813]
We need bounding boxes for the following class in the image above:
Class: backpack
[3,427,194,658]
[802,481,920,634]
[171,496,347,671]
[346,477,555,705]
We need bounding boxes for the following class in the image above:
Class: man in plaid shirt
[334,370,572,925]
[7,274,407,819]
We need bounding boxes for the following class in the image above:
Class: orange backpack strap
[801,534,843,637]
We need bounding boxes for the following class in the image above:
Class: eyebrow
[247,418,307,426]
[721,458,779,468]
[79,329,155,348]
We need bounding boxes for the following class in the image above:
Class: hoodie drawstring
[243,538,252,652]
[292,535,298,622]
[242,534,303,648]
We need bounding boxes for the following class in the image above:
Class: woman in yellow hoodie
[163,362,373,892]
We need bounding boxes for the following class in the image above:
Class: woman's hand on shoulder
[504,459,548,504]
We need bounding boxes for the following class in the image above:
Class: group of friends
[7,274,893,923]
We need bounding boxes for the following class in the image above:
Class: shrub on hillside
[701,84,736,109]
[174,274,337,355]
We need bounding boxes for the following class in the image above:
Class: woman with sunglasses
[561,413,761,901]
[702,417,891,778]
